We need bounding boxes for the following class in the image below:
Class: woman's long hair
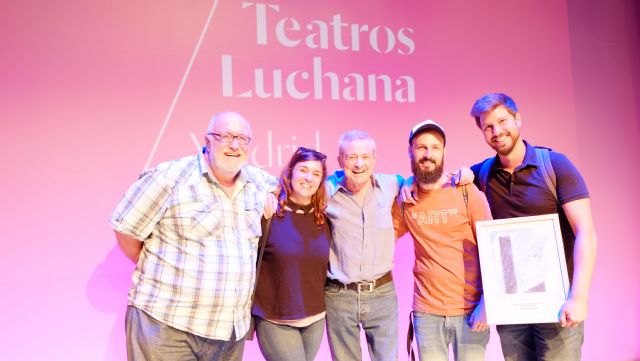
[276,147,328,226]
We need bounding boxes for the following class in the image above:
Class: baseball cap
[409,120,446,145]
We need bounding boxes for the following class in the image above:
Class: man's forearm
[569,229,597,301]
[115,231,144,264]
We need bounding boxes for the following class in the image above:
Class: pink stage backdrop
[1,0,638,360]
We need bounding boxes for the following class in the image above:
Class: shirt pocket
[375,200,393,229]
[243,186,264,239]
[189,202,223,239]
[243,205,262,239]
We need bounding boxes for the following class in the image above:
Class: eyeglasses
[296,146,327,161]
[207,132,251,146]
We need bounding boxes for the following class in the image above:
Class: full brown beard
[411,157,444,185]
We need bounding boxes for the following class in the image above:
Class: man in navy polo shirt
[469,93,597,361]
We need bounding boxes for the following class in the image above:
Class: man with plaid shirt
[110,112,277,360]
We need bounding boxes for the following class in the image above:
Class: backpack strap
[401,201,405,223]
[246,216,272,340]
[478,157,495,194]
[534,147,557,202]
[407,311,416,361]
[461,184,468,208]
[255,216,272,285]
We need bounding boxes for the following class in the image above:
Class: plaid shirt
[110,152,277,340]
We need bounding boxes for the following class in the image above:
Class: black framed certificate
[476,214,570,325]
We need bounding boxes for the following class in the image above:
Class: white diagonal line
[143,0,220,170]
[190,132,202,151]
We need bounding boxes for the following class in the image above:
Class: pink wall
[1,0,637,360]
[567,1,640,359]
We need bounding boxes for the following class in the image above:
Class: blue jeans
[125,305,245,361]
[255,317,325,361]
[324,281,398,361]
[497,323,584,361]
[412,311,489,361]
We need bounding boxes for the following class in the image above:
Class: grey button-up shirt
[325,171,403,283]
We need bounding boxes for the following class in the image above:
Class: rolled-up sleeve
[109,171,172,240]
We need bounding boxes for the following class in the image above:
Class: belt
[326,272,393,293]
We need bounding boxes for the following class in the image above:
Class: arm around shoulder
[391,200,409,240]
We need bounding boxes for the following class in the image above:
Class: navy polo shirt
[471,140,589,279]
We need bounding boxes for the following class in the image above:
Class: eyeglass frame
[207,132,252,146]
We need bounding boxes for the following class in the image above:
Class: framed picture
[476,214,570,325]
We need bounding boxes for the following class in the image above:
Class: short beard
[412,157,444,185]
[493,132,521,156]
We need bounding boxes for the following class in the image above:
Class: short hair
[338,130,376,156]
[276,147,328,226]
[469,93,519,128]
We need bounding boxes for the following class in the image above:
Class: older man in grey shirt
[324,130,402,361]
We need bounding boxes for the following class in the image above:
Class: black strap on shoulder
[254,216,272,289]
[245,216,272,340]
[249,217,272,311]
[407,311,416,361]
[401,199,406,223]
[462,184,468,207]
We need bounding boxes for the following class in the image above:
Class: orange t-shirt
[393,184,492,316]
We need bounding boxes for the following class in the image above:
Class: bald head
[207,111,253,137]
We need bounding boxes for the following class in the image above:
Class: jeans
[412,311,489,361]
[255,317,325,361]
[125,305,245,361]
[325,280,398,361]
[497,322,584,361]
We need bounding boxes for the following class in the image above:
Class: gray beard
[412,158,444,185]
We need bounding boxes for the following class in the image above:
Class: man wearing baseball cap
[393,119,493,361]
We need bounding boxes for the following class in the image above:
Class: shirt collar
[490,140,539,173]
[520,140,540,168]
[237,166,256,185]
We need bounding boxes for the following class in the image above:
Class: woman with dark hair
[251,147,332,361]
